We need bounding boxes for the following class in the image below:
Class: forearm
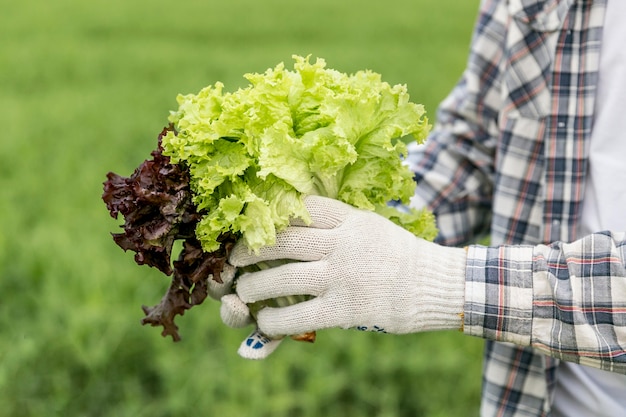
[408,0,510,246]
[464,231,626,373]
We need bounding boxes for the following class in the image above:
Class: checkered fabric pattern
[406,0,626,415]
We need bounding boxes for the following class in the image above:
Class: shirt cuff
[463,244,535,347]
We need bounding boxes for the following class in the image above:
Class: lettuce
[102,128,238,341]
[103,55,437,341]
[161,55,435,253]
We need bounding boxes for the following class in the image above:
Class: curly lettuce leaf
[102,126,202,275]
[102,126,238,341]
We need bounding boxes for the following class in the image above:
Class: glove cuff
[411,244,466,333]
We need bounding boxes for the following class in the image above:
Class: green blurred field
[1,1,484,415]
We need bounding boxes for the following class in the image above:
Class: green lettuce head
[161,55,435,253]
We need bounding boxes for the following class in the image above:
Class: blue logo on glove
[245,332,272,350]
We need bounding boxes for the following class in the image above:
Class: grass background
[1,0,484,415]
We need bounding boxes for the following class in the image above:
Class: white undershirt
[552,1,626,415]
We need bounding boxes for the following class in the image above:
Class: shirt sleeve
[409,0,509,247]
[464,231,626,373]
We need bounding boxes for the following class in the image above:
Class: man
[215,0,626,415]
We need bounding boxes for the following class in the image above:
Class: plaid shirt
[408,0,626,415]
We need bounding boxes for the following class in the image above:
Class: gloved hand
[222,195,468,359]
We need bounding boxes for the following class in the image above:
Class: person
[210,0,626,415]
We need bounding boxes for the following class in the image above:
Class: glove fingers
[256,296,331,338]
[296,195,350,229]
[235,261,328,303]
[229,226,335,266]
[207,263,236,300]
[229,196,352,268]
[220,294,253,328]
[237,329,283,360]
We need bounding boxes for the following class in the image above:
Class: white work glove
[222,195,467,359]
